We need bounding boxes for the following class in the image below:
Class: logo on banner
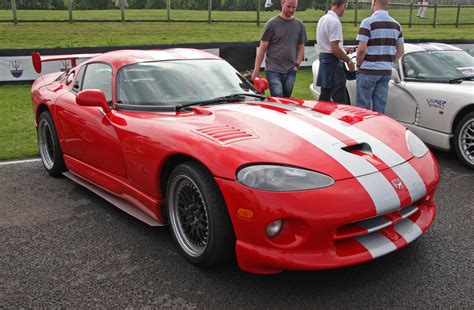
[10,60,24,78]
[60,60,71,72]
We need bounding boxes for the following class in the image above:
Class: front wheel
[38,111,66,176]
[454,112,474,169]
[166,162,235,267]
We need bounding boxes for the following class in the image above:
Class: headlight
[237,165,335,191]
[406,130,428,158]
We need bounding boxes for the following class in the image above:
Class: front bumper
[216,153,439,274]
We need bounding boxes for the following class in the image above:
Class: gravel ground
[1,150,472,308]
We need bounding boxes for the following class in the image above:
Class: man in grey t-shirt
[251,0,307,97]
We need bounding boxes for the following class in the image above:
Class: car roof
[87,48,222,69]
[404,43,463,53]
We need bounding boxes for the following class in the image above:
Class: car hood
[190,99,415,181]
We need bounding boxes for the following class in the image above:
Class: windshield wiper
[176,93,265,111]
[449,75,474,83]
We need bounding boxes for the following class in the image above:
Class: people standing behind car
[355,0,404,113]
[251,0,307,98]
[115,0,129,8]
[315,0,355,104]
[417,0,429,19]
[265,0,273,11]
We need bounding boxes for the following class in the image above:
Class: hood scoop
[192,125,258,145]
[341,142,386,167]
[342,142,373,156]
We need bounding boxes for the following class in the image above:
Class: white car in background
[310,43,474,169]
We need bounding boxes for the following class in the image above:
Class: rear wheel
[38,111,66,176]
[166,161,235,267]
[454,112,474,169]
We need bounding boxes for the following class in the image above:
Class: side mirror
[391,68,401,83]
[76,89,111,113]
[253,76,269,94]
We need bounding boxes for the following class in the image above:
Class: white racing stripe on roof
[395,219,423,244]
[265,102,427,204]
[141,50,176,61]
[418,43,458,51]
[173,49,209,59]
[356,232,397,259]
[216,104,400,214]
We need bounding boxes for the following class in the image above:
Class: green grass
[0,68,313,159]
[0,7,472,159]
[1,7,473,24]
[0,84,37,159]
[0,8,473,49]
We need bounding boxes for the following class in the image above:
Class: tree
[16,0,50,9]
[51,0,66,9]
[73,0,114,10]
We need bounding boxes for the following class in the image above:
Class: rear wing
[32,52,101,73]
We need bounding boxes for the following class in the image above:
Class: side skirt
[63,171,164,226]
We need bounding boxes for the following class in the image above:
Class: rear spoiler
[32,52,101,73]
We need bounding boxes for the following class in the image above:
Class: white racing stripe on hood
[216,104,400,214]
[264,102,427,204]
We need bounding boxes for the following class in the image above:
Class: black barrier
[0,41,272,73]
[0,39,473,82]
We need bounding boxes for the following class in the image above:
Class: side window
[82,63,113,102]
[66,71,75,85]
[72,66,86,93]
[402,54,418,78]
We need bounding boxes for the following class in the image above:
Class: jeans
[266,70,297,98]
[356,73,391,113]
[319,62,349,104]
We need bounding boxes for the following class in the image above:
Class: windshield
[402,50,474,80]
[116,59,258,107]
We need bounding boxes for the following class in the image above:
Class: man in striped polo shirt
[355,0,404,113]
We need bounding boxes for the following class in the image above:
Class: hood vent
[193,125,258,145]
[342,142,373,156]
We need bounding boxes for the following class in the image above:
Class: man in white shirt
[417,0,429,18]
[315,0,355,104]
[265,0,273,11]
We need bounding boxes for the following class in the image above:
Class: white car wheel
[454,112,474,169]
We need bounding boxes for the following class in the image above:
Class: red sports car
[31,49,439,274]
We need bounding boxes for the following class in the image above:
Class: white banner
[0,48,220,82]
[0,56,85,82]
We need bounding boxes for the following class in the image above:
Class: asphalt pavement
[1,150,473,308]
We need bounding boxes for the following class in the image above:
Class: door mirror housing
[76,89,111,113]
[391,68,401,83]
[253,77,269,94]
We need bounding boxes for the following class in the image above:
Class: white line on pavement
[0,158,41,166]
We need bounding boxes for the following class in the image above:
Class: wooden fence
[3,0,474,28]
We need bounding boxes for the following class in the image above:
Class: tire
[166,161,235,267]
[454,112,474,169]
[37,111,67,176]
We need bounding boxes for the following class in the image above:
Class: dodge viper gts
[32,49,439,274]
[310,43,474,169]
